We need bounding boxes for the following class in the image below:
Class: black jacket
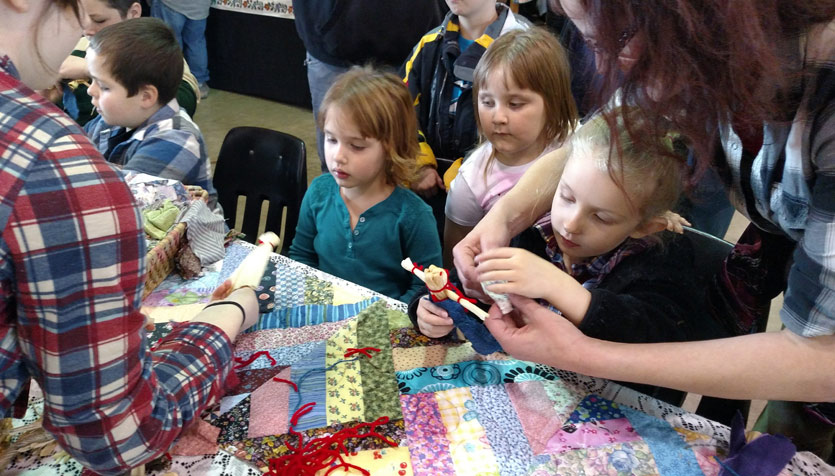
[292,0,446,69]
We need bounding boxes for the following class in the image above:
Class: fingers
[211,279,234,301]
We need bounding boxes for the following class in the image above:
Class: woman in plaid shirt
[0,1,258,473]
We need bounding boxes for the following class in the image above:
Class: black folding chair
[213,126,307,254]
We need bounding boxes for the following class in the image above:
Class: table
[7,241,834,475]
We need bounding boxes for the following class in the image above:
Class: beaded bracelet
[202,301,246,328]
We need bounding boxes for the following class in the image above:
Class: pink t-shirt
[445,140,559,227]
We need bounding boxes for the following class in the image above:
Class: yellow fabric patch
[435,387,500,473]
[331,285,366,305]
[325,320,363,425]
[391,345,447,371]
[326,446,414,475]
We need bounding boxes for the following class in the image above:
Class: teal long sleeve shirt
[289,174,442,303]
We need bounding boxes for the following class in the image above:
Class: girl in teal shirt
[289,67,442,302]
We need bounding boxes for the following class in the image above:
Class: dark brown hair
[318,66,419,185]
[89,17,183,105]
[552,0,835,177]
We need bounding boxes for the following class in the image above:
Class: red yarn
[343,347,381,359]
[272,377,298,392]
[265,403,397,476]
[233,350,276,369]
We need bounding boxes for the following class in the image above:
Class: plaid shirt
[84,98,218,208]
[720,23,835,338]
[0,57,234,475]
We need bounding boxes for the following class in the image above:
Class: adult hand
[411,166,444,198]
[484,294,586,369]
[452,216,513,300]
[416,297,455,338]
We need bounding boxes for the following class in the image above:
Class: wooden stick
[400,257,488,321]
[229,232,280,290]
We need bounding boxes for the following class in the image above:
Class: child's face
[87,50,147,128]
[477,68,547,165]
[323,106,389,195]
[445,0,495,19]
[550,149,646,262]
[80,0,139,38]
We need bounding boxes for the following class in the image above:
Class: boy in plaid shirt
[84,18,218,209]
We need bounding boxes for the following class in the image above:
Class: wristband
[202,300,247,328]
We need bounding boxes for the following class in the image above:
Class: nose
[563,210,583,235]
[87,81,99,98]
[491,104,508,125]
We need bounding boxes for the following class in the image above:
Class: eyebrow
[561,182,627,218]
[323,129,366,142]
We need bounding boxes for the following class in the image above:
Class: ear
[138,84,159,109]
[127,2,142,18]
[629,215,667,239]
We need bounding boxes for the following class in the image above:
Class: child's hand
[416,296,455,338]
[411,166,444,198]
[475,247,565,302]
[662,210,691,234]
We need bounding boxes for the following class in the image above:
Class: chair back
[682,226,759,427]
[213,126,307,254]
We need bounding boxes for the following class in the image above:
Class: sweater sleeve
[401,32,441,169]
[398,200,443,303]
[288,178,320,268]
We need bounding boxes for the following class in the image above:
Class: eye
[324,135,336,144]
[560,193,575,204]
[593,214,611,224]
[509,101,525,109]
[350,144,366,151]
[479,98,494,107]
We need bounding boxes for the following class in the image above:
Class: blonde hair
[473,27,578,175]
[318,66,419,185]
[568,108,685,223]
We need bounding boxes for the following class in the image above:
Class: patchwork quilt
[6,241,833,476]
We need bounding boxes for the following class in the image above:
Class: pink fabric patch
[247,367,292,439]
[170,418,221,456]
[507,381,563,454]
[544,418,640,453]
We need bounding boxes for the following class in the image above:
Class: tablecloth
[6,240,834,476]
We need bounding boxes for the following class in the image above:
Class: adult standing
[150,0,211,98]
[453,0,835,460]
[292,0,447,173]
[0,0,257,473]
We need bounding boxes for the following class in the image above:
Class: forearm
[543,274,590,327]
[59,55,88,80]
[574,329,835,401]
[486,146,566,235]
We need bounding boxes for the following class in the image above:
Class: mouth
[331,169,349,179]
[558,234,579,248]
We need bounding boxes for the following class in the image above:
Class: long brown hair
[552,0,835,177]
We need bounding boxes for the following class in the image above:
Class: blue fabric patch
[396,360,520,394]
[289,342,328,431]
[568,394,625,423]
[620,405,704,476]
[248,297,380,330]
[435,299,502,355]
[471,384,535,474]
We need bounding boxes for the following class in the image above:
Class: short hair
[89,18,183,105]
[472,27,578,177]
[568,108,685,223]
[318,66,419,185]
[102,0,142,17]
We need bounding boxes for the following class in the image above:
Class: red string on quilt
[265,403,396,476]
[233,350,276,369]
[343,347,381,359]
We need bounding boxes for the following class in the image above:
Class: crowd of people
[1,0,834,473]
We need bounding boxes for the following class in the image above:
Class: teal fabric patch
[396,359,521,394]
[621,405,704,476]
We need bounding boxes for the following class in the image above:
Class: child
[289,67,443,303]
[444,27,577,266]
[400,0,529,239]
[55,0,200,124]
[84,18,218,208]
[415,110,729,399]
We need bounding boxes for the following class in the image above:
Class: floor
[193,87,777,430]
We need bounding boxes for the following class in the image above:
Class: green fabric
[356,301,402,421]
[176,81,197,117]
[142,200,180,239]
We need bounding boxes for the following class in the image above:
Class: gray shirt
[159,0,211,20]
